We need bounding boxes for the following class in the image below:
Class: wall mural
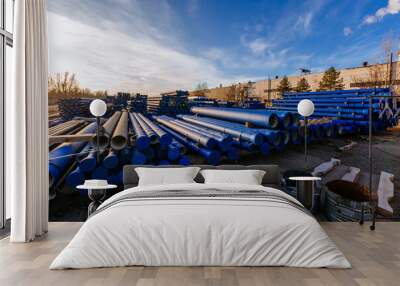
[48,0,399,222]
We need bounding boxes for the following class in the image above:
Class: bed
[50,165,351,269]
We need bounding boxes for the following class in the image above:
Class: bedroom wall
[46,0,400,222]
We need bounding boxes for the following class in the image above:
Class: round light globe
[90,99,107,117]
[297,99,315,117]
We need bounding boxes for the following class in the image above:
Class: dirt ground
[191,129,400,217]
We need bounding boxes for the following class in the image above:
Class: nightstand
[77,182,117,217]
[289,176,321,210]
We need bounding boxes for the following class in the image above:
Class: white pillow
[135,167,201,186]
[200,169,266,185]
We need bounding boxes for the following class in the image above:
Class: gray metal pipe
[171,119,232,151]
[178,115,264,145]
[128,112,150,150]
[49,120,85,136]
[110,111,129,150]
[158,124,221,165]
[133,113,158,143]
[92,111,121,149]
[156,116,218,149]
[137,113,172,146]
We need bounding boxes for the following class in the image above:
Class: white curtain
[7,0,49,242]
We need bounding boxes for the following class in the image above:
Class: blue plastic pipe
[49,122,98,188]
[251,128,283,146]
[102,149,119,169]
[273,101,381,109]
[92,166,109,180]
[266,107,367,120]
[179,155,191,166]
[137,113,172,146]
[79,145,97,173]
[170,139,187,155]
[143,147,155,161]
[108,169,123,185]
[283,88,390,97]
[321,123,334,137]
[336,125,355,135]
[65,166,85,187]
[158,124,221,165]
[310,125,324,140]
[129,112,150,151]
[167,146,180,161]
[156,116,218,149]
[171,118,232,151]
[190,106,280,129]
[225,147,239,161]
[132,112,158,143]
[119,147,132,165]
[177,115,264,145]
[249,110,293,129]
[289,126,301,144]
[131,150,147,164]
[232,139,257,152]
[259,143,270,156]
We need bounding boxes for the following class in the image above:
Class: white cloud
[203,47,225,61]
[247,38,269,55]
[295,12,313,33]
[362,0,400,25]
[48,12,234,95]
[343,27,353,36]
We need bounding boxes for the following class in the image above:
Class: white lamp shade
[297,99,315,117]
[90,99,107,117]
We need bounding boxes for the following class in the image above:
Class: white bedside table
[77,183,117,217]
[289,176,321,210]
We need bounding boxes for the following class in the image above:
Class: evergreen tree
[294,77,311,92]
[277,76,291,95]
[318,67,344,91]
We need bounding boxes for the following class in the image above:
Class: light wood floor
[0,222,399,286]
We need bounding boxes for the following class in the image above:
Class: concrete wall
[203,61,400,101]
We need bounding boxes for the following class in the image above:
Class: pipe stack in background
[58,98,93,121]
[147,90,190,115]
[127,94,147,113]
[270,88,398,132]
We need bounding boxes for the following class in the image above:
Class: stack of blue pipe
[155,115,224,165]
[147,90,190,115]
[188,106,302,148]
[128,112,189,166]
[154,109,301,164]
[49,122,98,188]
[51,112,190,191]
[271,88,398,131]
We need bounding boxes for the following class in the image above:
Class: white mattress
[50,183,351,269]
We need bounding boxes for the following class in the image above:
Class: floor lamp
[89,99,107,163]
[297,99,315,161]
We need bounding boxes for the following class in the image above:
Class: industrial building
[202,61,400,102]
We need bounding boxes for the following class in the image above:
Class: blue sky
[48,0,400,95]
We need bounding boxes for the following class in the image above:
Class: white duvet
[50,183,351,269]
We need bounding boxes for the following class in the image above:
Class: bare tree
[351,34,399,94]
[48,72,109,105]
